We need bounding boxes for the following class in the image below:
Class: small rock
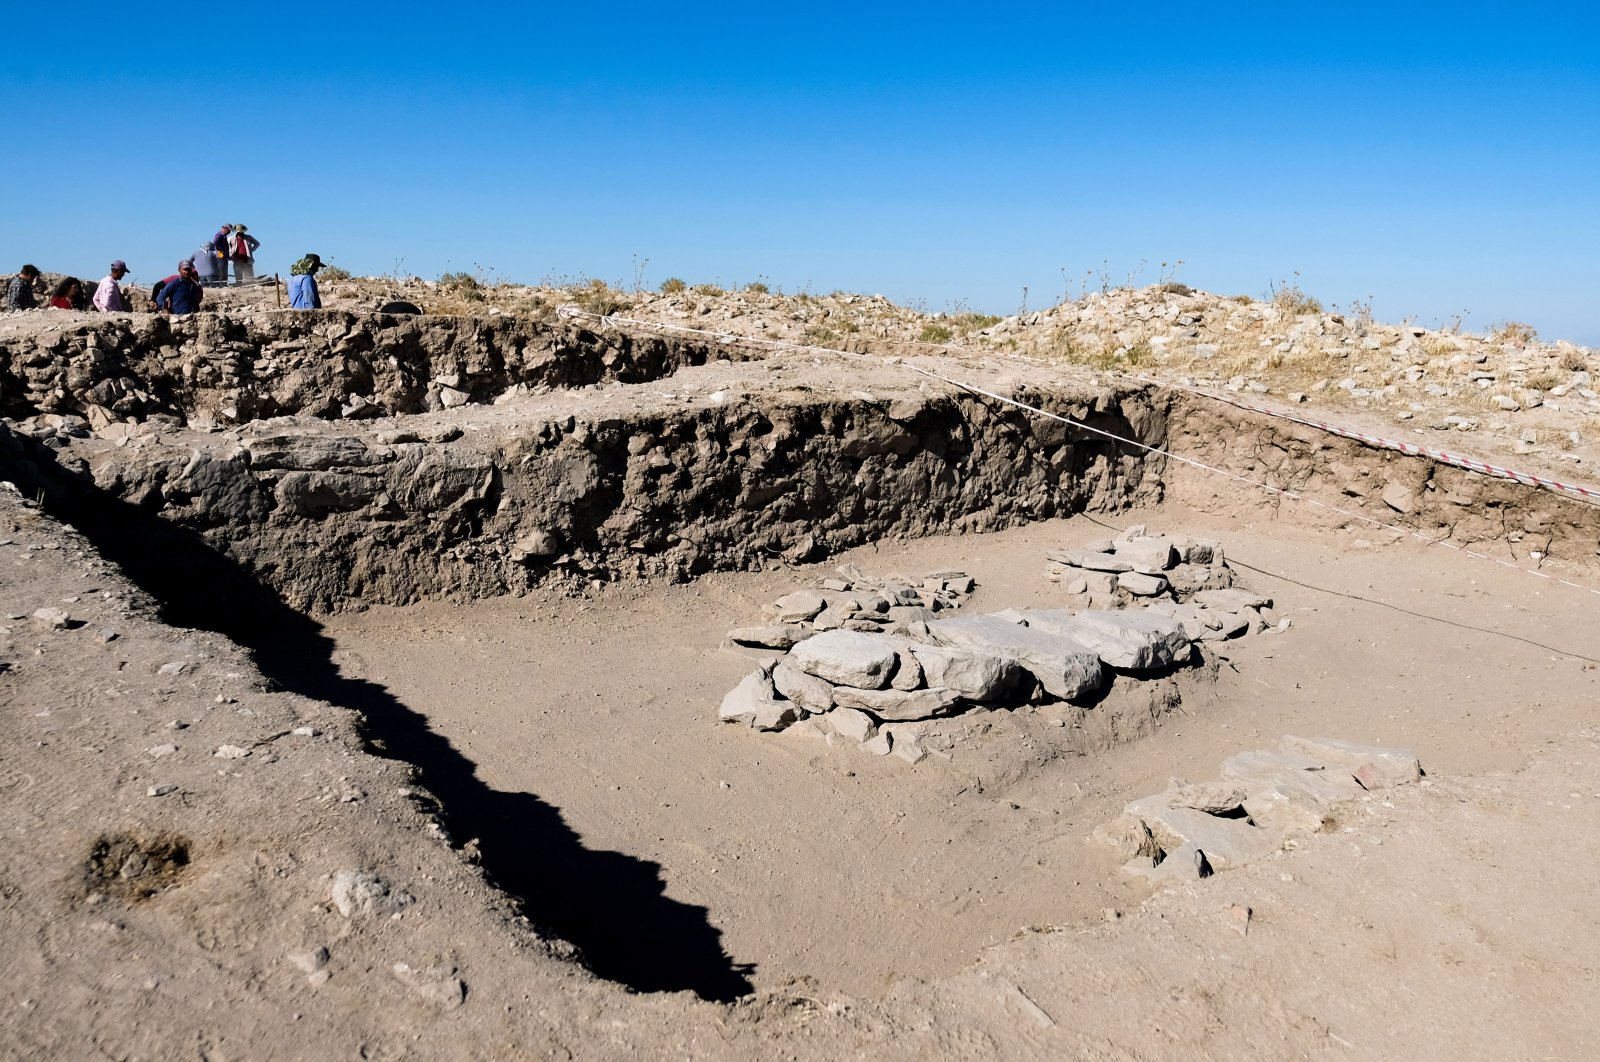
[93,628,118,644]
[288,946,330,975]
[718,667,796,731]
[32,608,72,630]
[214,744,250,759]
[861,731,894,756]
[291,725,319,737]
[157,661,190,676]
[1230,904,1252,937]
[147,744,178,758]
[391,963,465,1010]
[331,870,408,918]
[828,707,878,743]
[146,784,178,797]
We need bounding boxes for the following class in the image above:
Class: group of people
[193,223,260,286]
[5,232,328,316]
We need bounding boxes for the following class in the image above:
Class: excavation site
[3,288,1599,1059]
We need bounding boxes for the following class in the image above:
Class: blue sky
[5,3,1597,343]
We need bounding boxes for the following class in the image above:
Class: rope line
[555,305,1600,598]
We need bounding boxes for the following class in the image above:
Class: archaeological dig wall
[4,307,1600,1011]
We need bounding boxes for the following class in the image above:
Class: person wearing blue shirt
[156,260,204,315]
[288,253,323,310]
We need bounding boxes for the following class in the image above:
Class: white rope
[556,305,1600,597]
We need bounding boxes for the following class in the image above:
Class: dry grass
[1492,321,1538,345]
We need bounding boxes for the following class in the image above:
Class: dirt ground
[319,503,1600,1024]
[5,283,1600,1057]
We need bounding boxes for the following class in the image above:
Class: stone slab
[772,660,835,714]
[925,614,1103,701]
[831,685,963,722]
[906,644,1022,701]
[1280,735,1422,786]
[789,629,898,689]
[1024,609,1191,670]
[727,623,812,650]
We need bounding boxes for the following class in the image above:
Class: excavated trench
[5,312,1600,999]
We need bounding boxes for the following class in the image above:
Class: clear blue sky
[5,3,1597,343]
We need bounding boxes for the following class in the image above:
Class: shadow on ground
[0,427,754,1001]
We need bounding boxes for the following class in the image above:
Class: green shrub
[745,281,769,294]
[659,277,687,294]
[439,271,479,291]
[692,283,724,296]
[918,323,954,343]
[319,265,352,282]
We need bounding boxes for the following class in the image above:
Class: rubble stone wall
[0,311,745,424]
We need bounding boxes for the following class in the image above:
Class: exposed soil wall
[6,312,1598,617]
[7,385,1169,614]
[1166,393,1600,570]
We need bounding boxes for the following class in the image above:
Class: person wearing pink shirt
[93,261,130,312]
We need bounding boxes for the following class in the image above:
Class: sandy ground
[321,503,1600,1002]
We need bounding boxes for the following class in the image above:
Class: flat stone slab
[772,660,835,714]
[831,685,963,721]
[1050,549,1133,573]
[1116,536,1179,571]
[925,614,1102,701]
[1117,572,1168,596]
[1122,799,1278,868]
[788,630,898,690]
[770,591,826,622]
[1024,609,1191,670]
[905,644,1022,701]
[1280,735,1422,786]
[727,623,813,650]
[1194,588,1273,611]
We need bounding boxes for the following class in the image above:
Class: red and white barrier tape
[556,305,1600,597]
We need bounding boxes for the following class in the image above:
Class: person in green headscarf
[288,253,323,310]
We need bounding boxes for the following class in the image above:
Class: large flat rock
[788,630,898,690]
[830,685,963,722]
[924,614,1102,701]
[1122,798,1278,868]
[905,644,1023,701]
[1023,609,1191,670]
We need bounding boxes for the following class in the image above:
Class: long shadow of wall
[0,428,754,1001]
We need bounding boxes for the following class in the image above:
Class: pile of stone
[719,602,1196,764]
[725,564,975,650]
[1048,525,1288,641]
[1095,736,1422,886]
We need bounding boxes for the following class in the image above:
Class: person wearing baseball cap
[156,259,205,315]
[93,261,131,312]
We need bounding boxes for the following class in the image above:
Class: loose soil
[321,504,1600,1001]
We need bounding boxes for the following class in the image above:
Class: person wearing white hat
[229,225,260,283]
